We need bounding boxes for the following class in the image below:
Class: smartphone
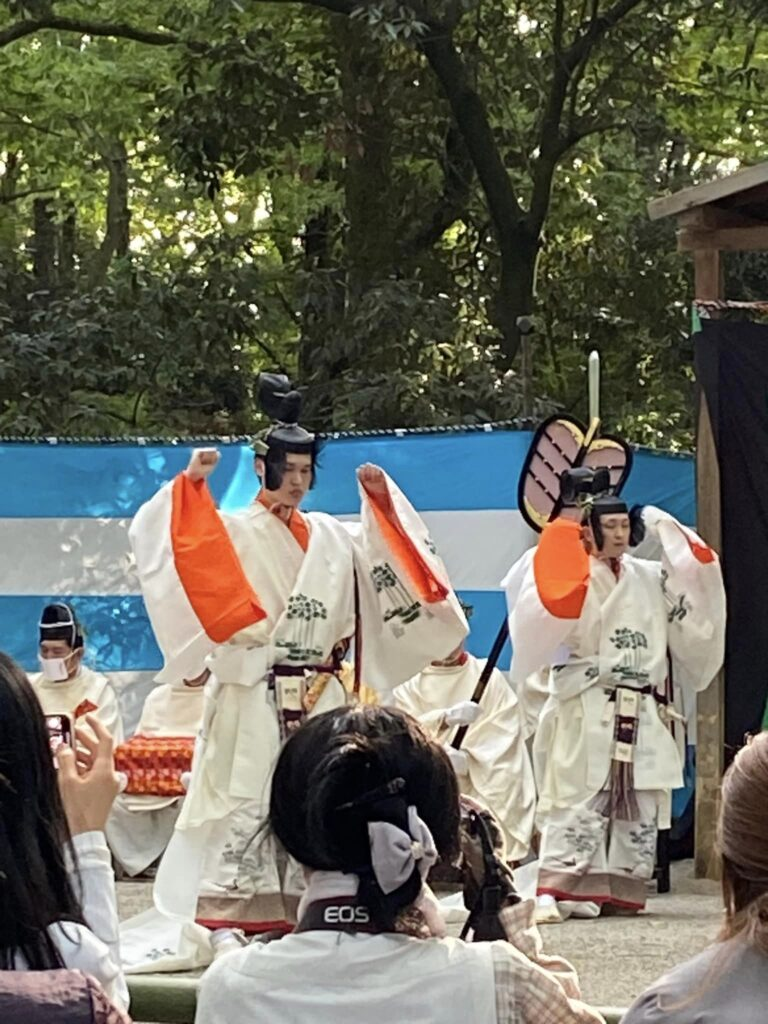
[45,714,73,756]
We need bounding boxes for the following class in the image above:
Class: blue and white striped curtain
[0,430,694,732]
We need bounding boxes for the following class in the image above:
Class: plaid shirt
[492,902,606,1024]
[0,970,130,1024]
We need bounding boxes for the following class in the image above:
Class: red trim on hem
[195,917,293,936]
[536,886,644,911]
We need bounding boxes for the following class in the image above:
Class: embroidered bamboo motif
[609,628,650,683]
[278,593,328,661]
[371,562,422,630]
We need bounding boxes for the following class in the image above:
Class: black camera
[559,466,611,506]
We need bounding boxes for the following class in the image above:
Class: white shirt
[14,830,128,1011]
[196,929,497,1024]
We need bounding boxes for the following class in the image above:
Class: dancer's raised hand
[187,448,220,482]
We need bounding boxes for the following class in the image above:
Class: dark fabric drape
[695,319,768,750]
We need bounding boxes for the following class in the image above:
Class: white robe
[135,680,206,737]
[393,655,536,861]
[506,507,725,811]
[504,506,725,908]
[127,469,467,943]
[31,664,124,744]
[106,682,205,876]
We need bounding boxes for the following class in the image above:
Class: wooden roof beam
[648,161,768,221]
[678,224,768,252]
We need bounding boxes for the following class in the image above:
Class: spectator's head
[270,705,459,929]
[0,652,84,969]
[38,603,84,683]
[718,731,768,952]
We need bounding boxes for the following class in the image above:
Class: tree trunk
[59,206,77,291]
[417,28,533,365]
[89,138,130,288]
[31,197,57,297]
[298,206,334,385]
[0,152,21,263]
[297,204,346,428]
[335,19,397,301]
[299,23,397,428]
[492,229,540,369]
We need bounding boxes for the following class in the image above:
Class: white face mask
[39,652,76,682]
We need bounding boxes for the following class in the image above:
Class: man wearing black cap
[128,373,467,948]
[32,602,123,743]
[504,479,725,920]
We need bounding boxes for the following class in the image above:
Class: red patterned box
[114,735,195,796]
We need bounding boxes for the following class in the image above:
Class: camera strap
[295,897,387,935]
[460,810,517,943]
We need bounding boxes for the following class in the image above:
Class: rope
[0,421,693,459]
[0,419,533,445]
[695,299,768,313]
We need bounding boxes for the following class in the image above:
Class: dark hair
[269,705,460,928]
[718,732,768,953]
[0,652,85,969]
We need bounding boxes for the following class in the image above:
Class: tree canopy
[0,0,765,446]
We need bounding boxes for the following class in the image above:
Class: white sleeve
[462,671,536,860]
[50,831,129,1011]
[98,681,125,744]
[352,471,467,690]
[504,551,577,686]
[644,506,726,693]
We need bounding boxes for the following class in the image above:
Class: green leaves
[350,2,428,43]
[0,0,764,448]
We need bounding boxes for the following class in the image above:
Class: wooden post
[693,248,724,880]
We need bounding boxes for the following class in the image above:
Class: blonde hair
[657,734,768,1014]
[718,732,768,955]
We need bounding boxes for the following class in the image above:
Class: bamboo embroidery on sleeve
[371,562,422,634]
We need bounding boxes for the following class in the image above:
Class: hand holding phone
[56,715,121,835]
[45,714,73,757]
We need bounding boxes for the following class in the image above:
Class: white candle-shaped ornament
[588,350,600,424]
[587,349,601,440]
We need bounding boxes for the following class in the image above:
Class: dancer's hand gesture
[187,448,220,482]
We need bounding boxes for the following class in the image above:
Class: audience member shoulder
[622,940,750,1024]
